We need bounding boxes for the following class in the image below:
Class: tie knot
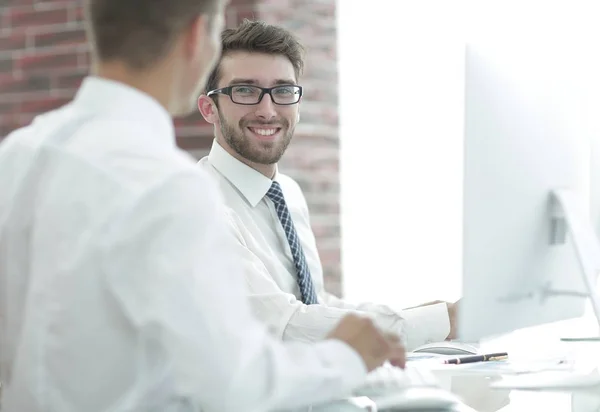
[266,181,285,204]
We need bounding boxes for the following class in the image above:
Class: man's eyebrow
[274,79,297,85]
[228,78,257,85]
[227,78,298,86]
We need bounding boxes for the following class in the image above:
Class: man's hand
[327,314,406,372]
[446,299,460,340]
[404,299,460,340]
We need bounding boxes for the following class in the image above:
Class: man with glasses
[197,19,459,351]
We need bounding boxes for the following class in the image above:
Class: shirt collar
[73,75,176,148]
[208,139,278,207]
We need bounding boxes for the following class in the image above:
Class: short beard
[219,112,294,165]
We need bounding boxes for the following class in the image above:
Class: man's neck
[93,62,174,114]
[217,137,276,179]
[251,162,276,179]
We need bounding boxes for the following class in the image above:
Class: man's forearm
[317,292,450,350]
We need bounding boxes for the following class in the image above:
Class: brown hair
[205,19,305,97]
[85,0,219,70]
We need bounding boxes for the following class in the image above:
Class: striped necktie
[266,181,318,304]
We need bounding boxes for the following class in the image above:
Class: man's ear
[198,95,219,124]
[184,15,207,63]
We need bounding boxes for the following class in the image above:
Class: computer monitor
[458,39,600,342]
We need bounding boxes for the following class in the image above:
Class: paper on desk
[429,358,574,375]
[407,352,574,375]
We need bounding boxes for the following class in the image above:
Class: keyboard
[355,363,439,397]
[353,363,464,410]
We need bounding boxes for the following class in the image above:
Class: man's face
[214,51,300,165]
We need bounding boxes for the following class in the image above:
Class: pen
[560,337,600,342]
[443,352,508,365]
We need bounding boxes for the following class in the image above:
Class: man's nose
[254,93,277,120]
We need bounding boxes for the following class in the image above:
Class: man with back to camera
[0,1,406,411]
[197,19,460,351]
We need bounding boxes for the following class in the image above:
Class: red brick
[1,7,11,29]
[175,119,213,138]
[229,0,257,6]
[0,31,27,51]
[32,0,73,6]
[8,7,69,30]
[52,69,86,89]
[70,4,84,23]
[32,25,86,48]
[174,116,214,150]
[0,72,51,94]
[15,49,79,73]
[78,50,90,69]
[0,127,11,140]
[0,122,19,140]
[177,110,207,125]
[176,135,213,151]
[19,95,72,115]
[296,105,338,125]
[301,81,337,104]
[0,57,13,73]
[325,277,342,298]
[318,248,341,267]
[0,100,19,117]
[226,6,258,27]
[311,219,341,239]
[0,113,32,138]
[3,0,34,6]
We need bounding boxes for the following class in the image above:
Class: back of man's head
[84,0,220,70]
[205,20,306,95]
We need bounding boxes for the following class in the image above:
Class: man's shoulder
[68,113,204,192]
[120,150,216,203]
[106,163,222,235]
[4,108,213,205]
[1,106,69,148]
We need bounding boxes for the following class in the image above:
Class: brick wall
[0,0,342,296]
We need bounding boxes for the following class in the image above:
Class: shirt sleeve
[101,169,367,412]
[321,292,451,351]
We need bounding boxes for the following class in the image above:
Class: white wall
[337,1,467,307]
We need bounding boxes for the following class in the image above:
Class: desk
[303,312,600,412]
[455,313,600,412]
[307,401,479,412]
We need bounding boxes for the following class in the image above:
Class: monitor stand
[543,189,600,337]
[492,189,600,394]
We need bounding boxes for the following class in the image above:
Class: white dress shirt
[198,141,451,351]
[0,77,367,412]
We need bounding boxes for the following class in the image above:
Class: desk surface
[307,311,600,412]
[458,312,600,412]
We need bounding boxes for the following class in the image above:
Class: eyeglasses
[207,84,303,105]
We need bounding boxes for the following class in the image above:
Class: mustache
[241,119,289,128]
